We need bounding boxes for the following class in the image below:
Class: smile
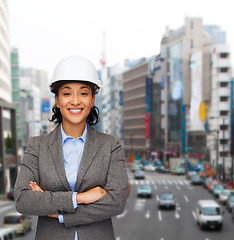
[68,108,83,114]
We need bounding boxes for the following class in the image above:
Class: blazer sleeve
[63,137,128,227]
[14,137,75,216]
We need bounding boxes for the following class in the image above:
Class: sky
[9,0,234,79]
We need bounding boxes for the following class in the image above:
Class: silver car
[158,192,176,209]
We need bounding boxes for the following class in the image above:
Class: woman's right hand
[76,187,106,204]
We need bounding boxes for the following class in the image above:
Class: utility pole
[222,118,226,183]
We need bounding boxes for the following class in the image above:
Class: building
[20,76,41,137]
[160,17,232,175]
[0,0,18,194]
[207,44,232,176]
[123,58,150,158]
[11,48,22,146]
[20,67,51,135]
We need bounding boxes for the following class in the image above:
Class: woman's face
[55,82,95,128]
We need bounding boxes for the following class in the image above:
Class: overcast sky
[9,0,234,79]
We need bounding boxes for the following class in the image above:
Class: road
[113,171,234,240]
[0,170,233,240]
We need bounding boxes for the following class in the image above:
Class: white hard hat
[49,55,102,90]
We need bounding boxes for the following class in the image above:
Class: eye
[63,92,70,96]
[81,92,88,96]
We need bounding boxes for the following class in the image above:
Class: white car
[218,189,231,205]
[195,200,223,230]
[143,165,156,172]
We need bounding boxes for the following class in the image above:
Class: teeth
[69,109,81,113]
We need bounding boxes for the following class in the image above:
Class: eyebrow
[61,86,91,90]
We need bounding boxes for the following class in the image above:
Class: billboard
[41,98,50,113]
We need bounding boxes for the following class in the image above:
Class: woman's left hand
[29,181,58,219]
[29,181,44,192]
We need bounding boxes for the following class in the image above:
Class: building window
[220,110,228,116]
[219,67,229,73]
[220,124,228,131]
[220,139,228,144]
[190,21,194,29]
[220,151,229,157]
[220,53,229,58]
[220,82,228,87]
[191,40,193,49]
[220,96,228,101]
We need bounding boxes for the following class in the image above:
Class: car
[158,192,176,209]
[143,164,156,172]
[203,177,213,189]
[190,175,203,185]
[195,200,223,230]
[156,166,170,173]
[7,188,14,201]
[186,171,197,180]
[212,184,227,198]
[3,212,32,236]
[0,227,17,240]
[226,195,234,212]
[207,180,220,192]
[134,170,145,179]
[130,164,141,172]
[219,189,232,205]
[137,184,152,198]
[170,167,185,175]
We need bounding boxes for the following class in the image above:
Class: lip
[68,108,83,114]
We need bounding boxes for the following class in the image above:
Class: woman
[14,56,128,240]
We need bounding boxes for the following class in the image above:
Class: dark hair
[49,80,100,126]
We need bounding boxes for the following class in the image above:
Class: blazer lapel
[48,125,72,191]
[75,125,100,192]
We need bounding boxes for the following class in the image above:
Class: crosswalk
[129,179,190,186]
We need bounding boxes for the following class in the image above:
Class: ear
[55,95,60,108]
[91,95,95,107]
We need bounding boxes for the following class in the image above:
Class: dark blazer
[14,124,128,240]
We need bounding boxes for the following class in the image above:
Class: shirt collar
[60,123,87,146]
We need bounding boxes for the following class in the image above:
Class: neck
[62,122,86,139]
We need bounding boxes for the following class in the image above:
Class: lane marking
[192,211,197,221]
[184,180,189,185]
[145,210,150,219]
[158,210,162,221]
[175,211,180,219]
[116,237,120,240]
[184,195,189,202]
[178,180,184,185]
[176,186,181,190]
[154,185,158,190]
[165,186,168,189]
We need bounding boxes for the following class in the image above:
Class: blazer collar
[48,125,71,191]
[75,124,100,192]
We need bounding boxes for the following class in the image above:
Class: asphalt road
[1,170,233,240]
[113,170,234,240]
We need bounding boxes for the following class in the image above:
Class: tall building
[11,48,22,145]
[0,0,18,194]
[160,17,232,174]
[20,67,51,135]
[123,58,149,158]
[160,17,210,162]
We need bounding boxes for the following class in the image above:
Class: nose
[71,93,80,105]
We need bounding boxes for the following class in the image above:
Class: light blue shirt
[58,123,87,240]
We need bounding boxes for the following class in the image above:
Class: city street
[1,171,234,240]
[113,170,234,240]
